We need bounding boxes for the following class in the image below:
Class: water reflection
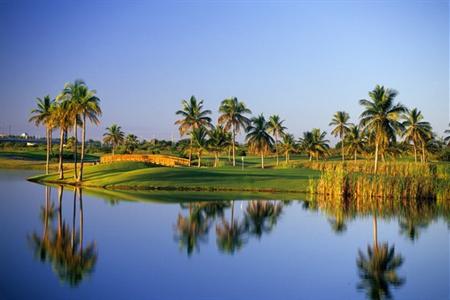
[26,185,450,298]
[356,215,405,300]
[28,186,98,287]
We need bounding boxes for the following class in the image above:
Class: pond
[0,170,448,299]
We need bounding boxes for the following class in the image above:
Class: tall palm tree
[268,115,287,166]
[191,127,208,167]
[58,79,88,179]
[246,114,274,169]
[52,101,73,179]
[207,125,228,167]
[29,95,55,174]
[279,133,296,164]
[175,96,212,166]
[77,88,101,181]
[345,125,366,162]
[218,97,252,167]
[329,111,351,161]
[359,85,406,172]
[402,108,432,163]
[103,124,124,155]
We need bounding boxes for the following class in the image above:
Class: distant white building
[20,133,29,139]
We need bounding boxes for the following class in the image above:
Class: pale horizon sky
[0,0,448,143]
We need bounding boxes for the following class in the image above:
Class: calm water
[0,170,449,300]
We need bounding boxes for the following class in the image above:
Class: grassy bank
[29,161,320,193]
[0,150,98,170]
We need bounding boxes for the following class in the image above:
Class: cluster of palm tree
[101,124,140,154]
[29,79,101,180]
[175,96,290,168]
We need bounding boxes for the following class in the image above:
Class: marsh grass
[309,161,450,200]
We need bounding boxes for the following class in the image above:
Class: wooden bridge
[100,154,190,167]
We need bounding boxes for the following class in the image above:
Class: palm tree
[299,129,330,161]
[402,108,432,163]
[268,115,287,166]
[29,95,55,174]
[218,97,252,167]
[77,88,101,181]
[124,134,139,154]
[103,124,124,155]
[191,127,208,167]
[175,96,212,166]
[329,111,351,161]
[356,215,405,300]
[279,133,296,164]
[246,114,274,169]
[207,125,228,167]
[58,79,88,179]
[345,125,366,162]
[53,101,72,179]
[359,85,406,173]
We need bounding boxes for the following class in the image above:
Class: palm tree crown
[329,111,351,161]
[218,97,252,166]
[246,114,274,168]
[103,124,125,155]
[402,108,432,162]
[359,85,406,172]
[268,115,287,166]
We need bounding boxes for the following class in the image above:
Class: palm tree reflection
[174,202,210,256]
[28,186,97,287]
[356,215,405,300]
[244,200,283,239]
[216,200,247,254]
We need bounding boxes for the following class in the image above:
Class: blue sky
[0,0,448,142]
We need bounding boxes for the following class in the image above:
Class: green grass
[0,150,99,170]
[29,161,320,193]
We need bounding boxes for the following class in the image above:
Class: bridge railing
[100,154,190,167]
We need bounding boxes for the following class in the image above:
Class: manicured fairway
[29,161,320,193]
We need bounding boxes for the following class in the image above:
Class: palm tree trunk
[413,143,417,163]
[45,127,50,174]
[261,152,264,169]
[188,137,192,167]
[231,200,234,224]
[286,151,288,164]
[73,120,78,179]
[354,150,357,162]
[232,127,236,167]
[341,133,345,161]
[275,134,279,166]
[374,141,379,173]
[59,128,64,179]
[197,151,201,168]
[421,143,425,163]
[214,152,219,167]
[79,114,86,182]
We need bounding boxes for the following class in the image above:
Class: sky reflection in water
[0,170,448,300]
